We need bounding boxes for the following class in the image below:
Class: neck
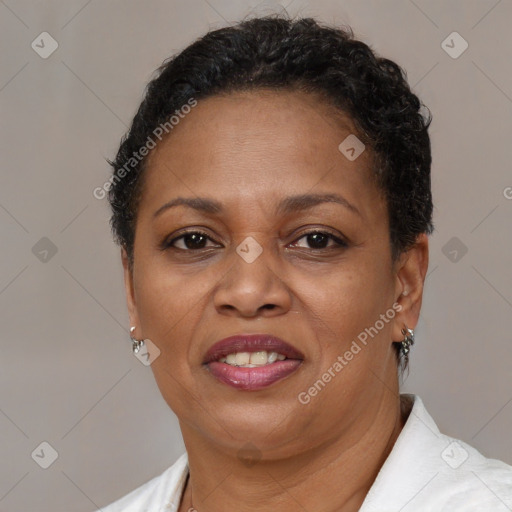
[179,392,410,512]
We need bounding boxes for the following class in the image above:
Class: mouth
[203,334,304,390]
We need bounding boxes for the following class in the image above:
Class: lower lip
[206,360,302,390]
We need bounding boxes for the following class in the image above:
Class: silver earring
[129,326,145,354]
[401,326,415,355]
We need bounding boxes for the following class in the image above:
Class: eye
[162,229,348,252]
[165,230,220,251]
[290,230,348,250]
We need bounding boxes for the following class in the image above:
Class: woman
[97,15,512,512]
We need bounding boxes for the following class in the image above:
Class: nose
[213,237,292,318]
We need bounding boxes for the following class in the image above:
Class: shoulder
[430,435,512,510]
[94,453,188,512]
[361,394,512,512]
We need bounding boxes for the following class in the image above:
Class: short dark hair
[107,14,434,369]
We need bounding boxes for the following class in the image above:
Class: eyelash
[162,229,348,252]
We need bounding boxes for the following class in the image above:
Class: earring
[129,326,145,354]
[401,326,415,356]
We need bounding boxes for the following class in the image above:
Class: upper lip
[203,334,305,364]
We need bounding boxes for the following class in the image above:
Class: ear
[122,247,140,337]
[391,233,429,342]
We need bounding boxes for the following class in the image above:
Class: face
[124,89,425,459]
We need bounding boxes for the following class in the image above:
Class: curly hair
[106,14,434,368]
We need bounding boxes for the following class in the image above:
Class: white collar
[100,394,512,511]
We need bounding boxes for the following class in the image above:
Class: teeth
[235,352,251,366]
[218,350,287,367]
[250,351,267,365]
[267,351,278,363]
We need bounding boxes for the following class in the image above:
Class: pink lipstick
[203,334,304,390]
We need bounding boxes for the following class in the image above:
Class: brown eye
[291,230,348,250]
[166,231,219,251]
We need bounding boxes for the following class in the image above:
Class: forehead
[146,88,365,165]
[140,89,381,219]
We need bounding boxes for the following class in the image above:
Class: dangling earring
[129,326,145,354]
[401,326,415,356]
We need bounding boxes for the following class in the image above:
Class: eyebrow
[153,193,361,218]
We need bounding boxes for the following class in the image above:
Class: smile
[203,334,304,390]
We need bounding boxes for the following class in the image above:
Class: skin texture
[122,89,429,512]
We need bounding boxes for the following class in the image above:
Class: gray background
[1,1,511,511]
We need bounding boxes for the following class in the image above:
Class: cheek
[132,261,204,351]
[133,266,205,412]
[297,257,393,339]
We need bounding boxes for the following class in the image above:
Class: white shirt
[96,394,512,511]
